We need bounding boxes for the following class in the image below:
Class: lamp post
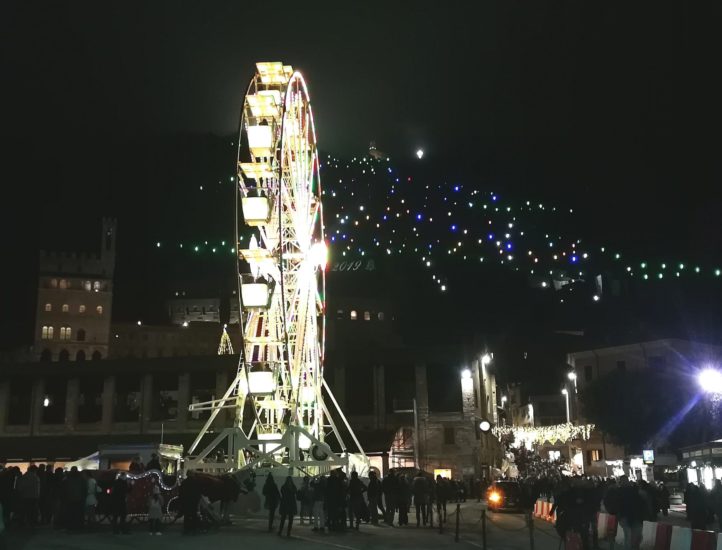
[561,387,573,471]
[567,372,578,421]
[567,371,577,393]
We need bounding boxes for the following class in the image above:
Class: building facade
[0,355,237,462]
[167,297,222,325]
[567,338,722,393]
[34,219,116,362]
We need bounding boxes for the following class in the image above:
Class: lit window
[59,279,67,289]
[79,305,86,313]
[41,326,54,339]
[84,281,91,291]
[589,449,601,463]
[93,281,101,291]
[363,311,371,321]
[96,305,103,315]
[377,312,385,321]
[50,279,58,288]
[44,303,52,312]
[350,310,358,320]
[59,326,71,341]
[62,304,69,313]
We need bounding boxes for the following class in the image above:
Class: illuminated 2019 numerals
[331,259,374,272]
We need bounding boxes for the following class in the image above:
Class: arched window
[50,278,58,288]
[62,304,69,313]
[378,312,385,321]
[75,350,86,361]
[92,350,102,361]
[40,349,52,362]
[93,281,101,291]
[44,303,52,312]
[41,326,54,340]
[79,305,86,313]
[59,326,71,341]
[350,310,358,320]
[59,279,68,289]
[84,281,91,291]
[363,311,371,321]
[77,329,86,342]
[96,305,103,315]
[58,349,70,362]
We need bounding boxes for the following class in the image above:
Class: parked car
[486,480,522,512]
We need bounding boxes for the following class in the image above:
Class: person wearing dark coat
[278,476,298,537]
[179,470,202,535]
[686,483,709,531]
[110,472,130,534]
[658,483,670,517]
[366,470,384,525]
[382,471,399,525]
[146,453,161,472]
[63,466,86,530]
[412,472,429,527]
[348,471,367,530]
[435,475,449,523]
[398,475,411,526]
[310,476,327,533]
[263,473,281,532]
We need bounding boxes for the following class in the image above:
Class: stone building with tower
[34,218,116,362]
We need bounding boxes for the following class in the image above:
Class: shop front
[681,440,722,490]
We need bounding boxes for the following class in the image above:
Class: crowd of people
[0,456,167,536]
[259,469,473,537]
[8,458,719,550]
[529,475,672,550]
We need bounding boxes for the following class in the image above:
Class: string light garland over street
[492,423,595,448]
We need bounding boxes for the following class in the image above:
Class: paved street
[4,502,565,550]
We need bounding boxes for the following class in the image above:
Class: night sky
[2,2,721,351]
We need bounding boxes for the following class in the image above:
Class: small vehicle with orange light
[486,480,522,512]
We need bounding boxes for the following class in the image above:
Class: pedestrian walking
[367,470,384,524]
[263,473,280,532]
[412,472,429,527]
[84,471,99,527]
[435,475,448,523]
[348,471,367,530]
[311,476,327,533]
[16,465,41,529]
[658,483,670,517]
[278,476,297,537]
[382,471,398,525]
[148,490,164,535]
[398,474,411,526]
[686,483,709,531]
[179,470,201,535]
[298,476,313,525]
[110,472,130,534]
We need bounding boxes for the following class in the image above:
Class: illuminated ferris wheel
[187,62,366,474]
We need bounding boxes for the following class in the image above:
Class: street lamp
[501,395,507,407]
[461,368,473,393]
[567,371,578,393]
[699,368,722,394]
[561,388,570,423]
[481,354,492,366]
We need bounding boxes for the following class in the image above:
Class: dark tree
[581,368,705,452]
